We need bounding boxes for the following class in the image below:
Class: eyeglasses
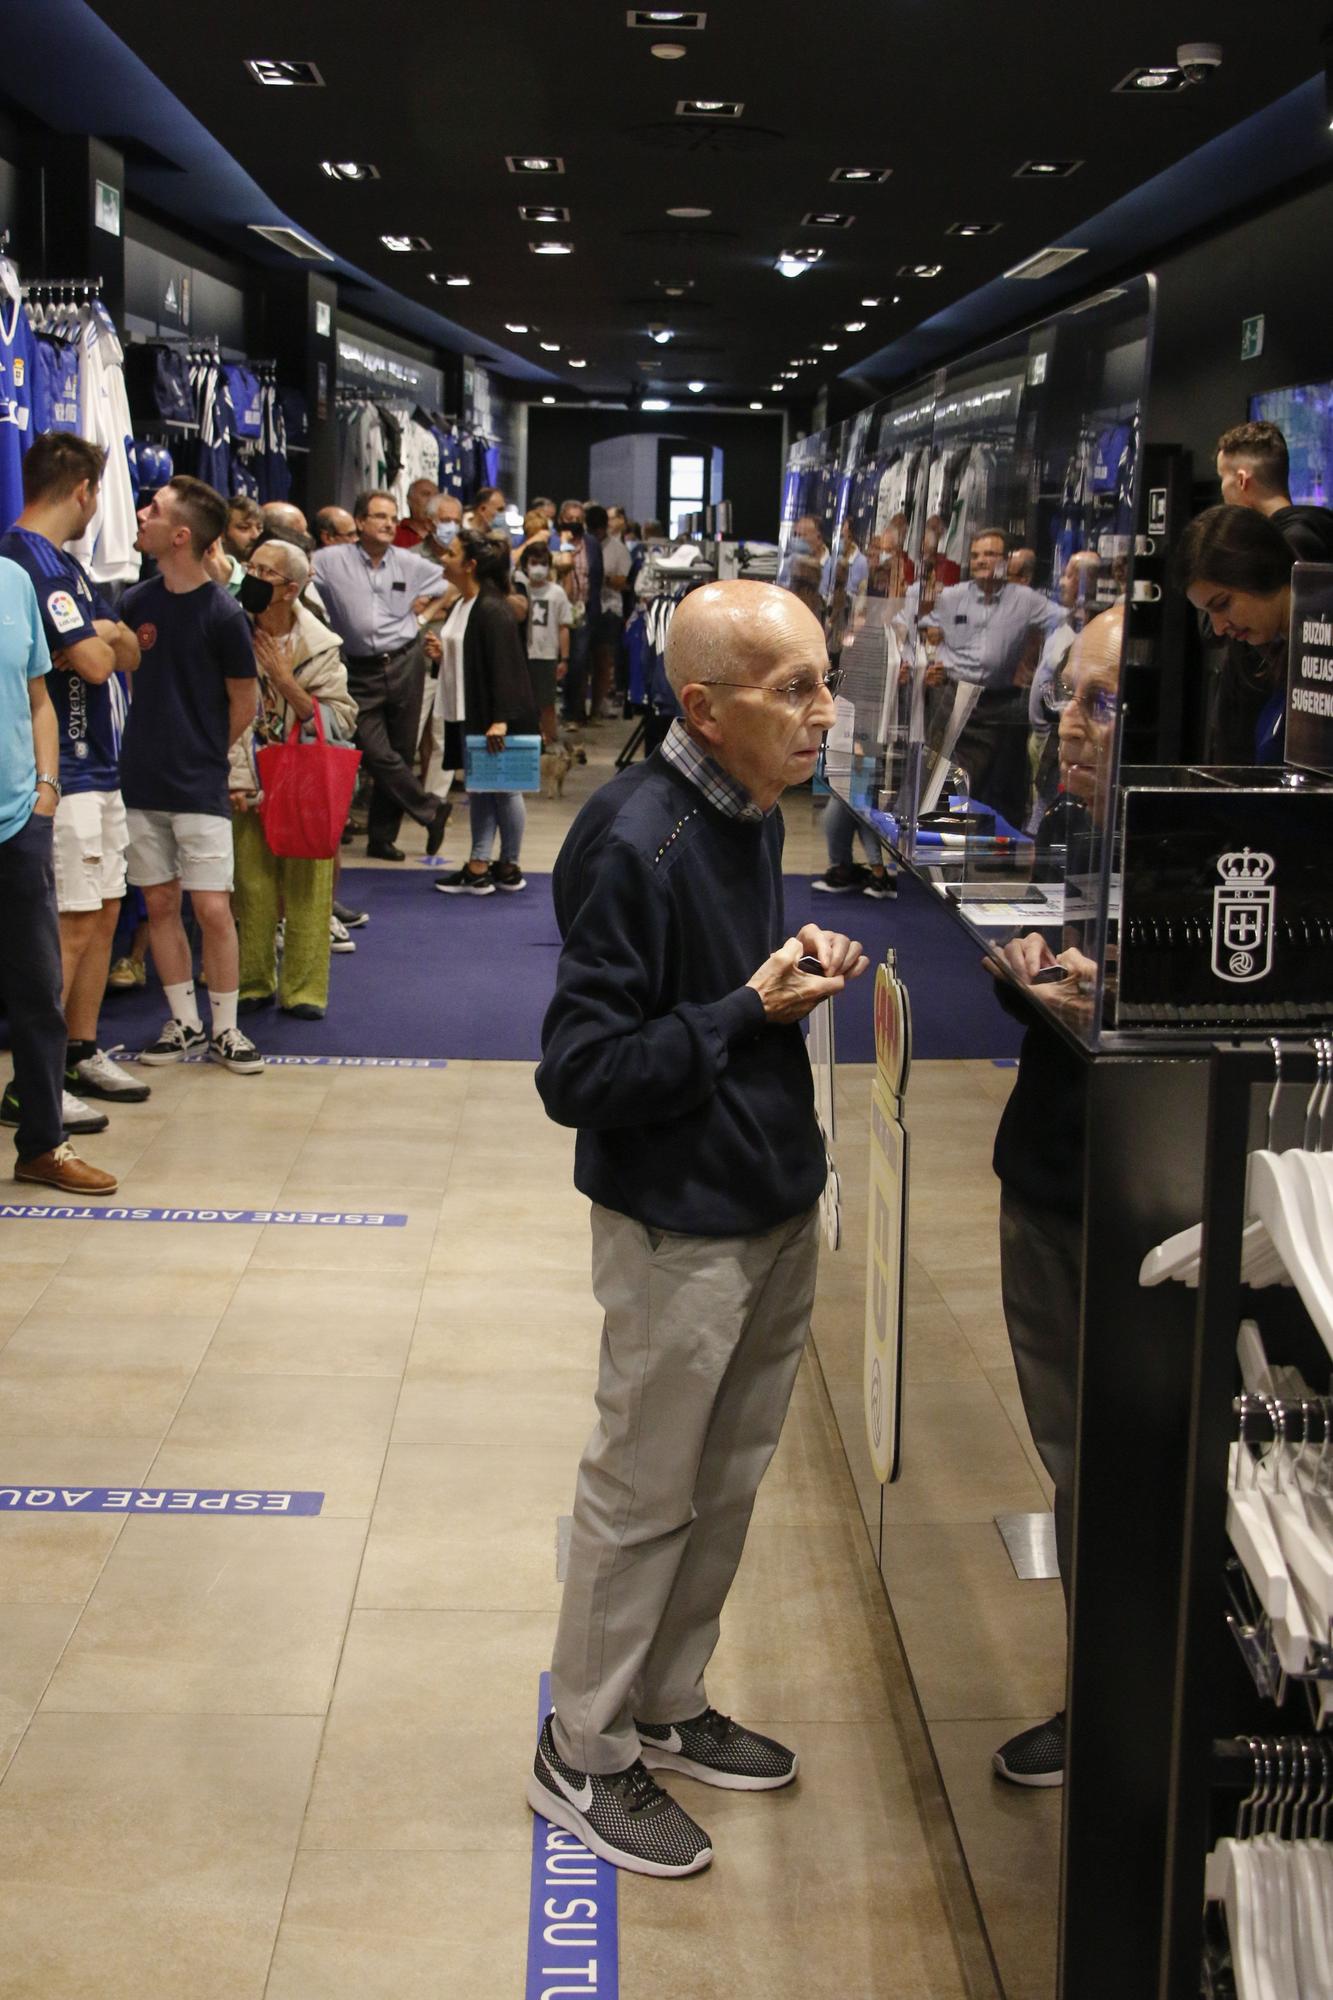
[701,666,845,709]
[245,563,289,584]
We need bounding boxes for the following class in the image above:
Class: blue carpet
[92,866,1022,1066]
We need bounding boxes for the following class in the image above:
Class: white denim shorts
[53,788,129,913]
[126,808,234,892]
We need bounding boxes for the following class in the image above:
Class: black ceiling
[80,2,1333,404]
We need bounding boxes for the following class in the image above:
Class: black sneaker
[813,863,869,894]
[862,872,898,901]
[66,1048,151,1102]
[433,864,495,896]
[993,1712,1065,1788]
[425,799,453,858]
[140,1020,209,1066]
[331,899,369,929]
[527,1715,712,1878]
[209,1027,264,1075]
[492,861,527,893]
[637,1708,797,1791]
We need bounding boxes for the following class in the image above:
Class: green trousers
[232,808,334,1013]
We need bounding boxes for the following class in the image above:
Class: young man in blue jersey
[0,432,147,1131]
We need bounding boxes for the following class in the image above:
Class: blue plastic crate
[463,734,543,793]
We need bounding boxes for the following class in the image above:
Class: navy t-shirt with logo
[0,525,121,795]
[118,575,256,817]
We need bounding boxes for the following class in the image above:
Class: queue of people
[0,443,653,1193]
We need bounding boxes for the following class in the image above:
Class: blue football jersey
[0,525,121,792]
[0,299,38,533]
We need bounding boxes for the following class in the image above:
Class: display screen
[1248,382,1332,507]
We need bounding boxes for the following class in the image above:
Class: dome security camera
[1177,42,1223,82]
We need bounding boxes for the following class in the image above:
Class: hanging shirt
[223,365,263,440]
[0,526,120,793]
[31,335,80,435]
[311,541,448,656]
[0,290,38,534]
[0,556,51,840]
[118,575,256,817]
[65,304,139,584]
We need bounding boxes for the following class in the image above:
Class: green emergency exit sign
[1241,314,1265,361]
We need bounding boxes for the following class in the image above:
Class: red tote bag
[254,701,361,861]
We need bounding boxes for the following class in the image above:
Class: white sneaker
[67,1047,151,1103]
[60,1088,109,1135]
[329,914,356,954]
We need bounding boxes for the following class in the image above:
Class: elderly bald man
[531,581,868,1877]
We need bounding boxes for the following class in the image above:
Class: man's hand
[32,788,57,819]
[230,789,258,813]
[985,933,1097,1012]
[748,937,850,1023]
[795,921,870,983]
[423,631,442,664]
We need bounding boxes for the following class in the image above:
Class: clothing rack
[22,276,103,300]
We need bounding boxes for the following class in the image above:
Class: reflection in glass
[777,278,1156,1048]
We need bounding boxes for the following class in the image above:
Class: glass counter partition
[784,277,1155,1050]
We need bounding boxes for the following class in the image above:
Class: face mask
[239,573,275,616]
[432,520,458,547]
[527,563,550,584]
[562,520,584,539]
[788,536,811,558]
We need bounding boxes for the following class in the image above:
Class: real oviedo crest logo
[1211,848,1276,985]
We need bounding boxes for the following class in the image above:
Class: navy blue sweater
[536,755,826,1236]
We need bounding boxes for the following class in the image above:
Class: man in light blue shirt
[311,489,451,859]
[0,557,116,1193]
[922,526,1063,829]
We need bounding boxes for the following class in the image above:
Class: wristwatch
[35,772,62,797]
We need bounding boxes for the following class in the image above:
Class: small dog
[543,742,574,799]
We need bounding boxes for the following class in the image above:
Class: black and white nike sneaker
[527,1714,712,1878]
[636,1708,798,1791]
[992,1712,1065,1788]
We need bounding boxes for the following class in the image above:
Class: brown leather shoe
[15,1142,118,1195]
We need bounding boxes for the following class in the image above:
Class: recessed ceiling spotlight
[381,234,429,252]
[542,395,556,404]
[1015,158,1083,178]
[530,240,574,255]
[821,342,839,351]
[676,99,743,117]
[651,42,689,58]
[650,328,674,344]
[947,221,1001,237]
[774,247,824,278]
[666,205,712,218]
[628,9,707,27]
[749,401,763,410]
[688,379,705,392]
[643,397,671,410]
[505,322,530,333]
[506,155,565,175]
[320,160,378,181]
[769,383,782,391]
[539,340,561,351]
[802,211,854,228]
[246,59,324,86]
[519,204,571,223]
[892,294,901,303]
[568,358,587,368]
[899,263,942,277]
[1114,65,1187,92]
[843,320,866,332]
[860,296,882,307]
[831,166,891,184]
[443,274,471,286]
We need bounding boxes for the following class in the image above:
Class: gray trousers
[998,1186,1082,1607]
[551,1201,820,1774]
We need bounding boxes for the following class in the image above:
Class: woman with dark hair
[1174,503,1295,764]
[431,528,538,894]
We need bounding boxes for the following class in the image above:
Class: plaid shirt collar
[660,720,765,823]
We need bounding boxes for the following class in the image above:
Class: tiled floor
[0,727,1062,1998]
